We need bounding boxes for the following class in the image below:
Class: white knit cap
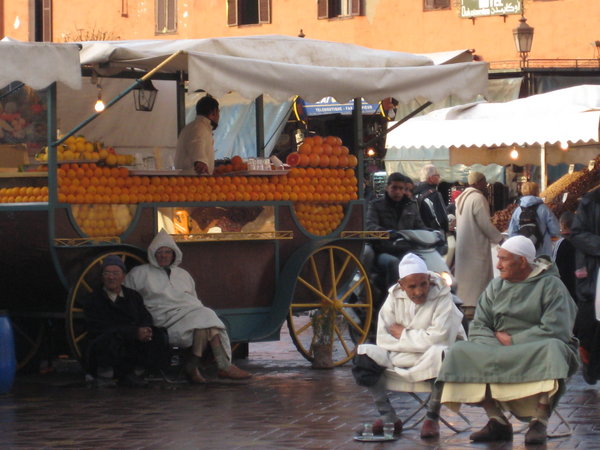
[467,171,485,185]
[398,253,428,279]
[500,235,536,263]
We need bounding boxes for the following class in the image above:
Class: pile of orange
[213,155,248,174]
[72,204,134,237]
[286,135,358,169]
[55,163,358,205]
[0,186,49,203]
[294,203,345,236]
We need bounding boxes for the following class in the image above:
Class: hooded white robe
[124,230,231,360]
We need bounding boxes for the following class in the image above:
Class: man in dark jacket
[83,255,170,387]
[367,172,426,289]
[570,185,600,384]
[414,164,449,233]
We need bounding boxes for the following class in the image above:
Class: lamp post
[513,15,534,68]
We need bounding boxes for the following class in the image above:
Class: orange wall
[2,0,31,41]
[4,0,600,63]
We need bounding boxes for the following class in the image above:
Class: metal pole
[353,98,364,199]
[540,143,547,192]
[176,71,186,135]
[256,95,265,157]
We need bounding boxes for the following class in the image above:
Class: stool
[383,369,471,433]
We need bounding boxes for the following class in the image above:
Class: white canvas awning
[386,85,600,151]
[78,35,488,104]
[0,37,82,90]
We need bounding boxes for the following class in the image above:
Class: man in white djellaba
[353,253,465,439]
[125,229,251,383]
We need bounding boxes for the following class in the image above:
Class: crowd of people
[80,162,599,445]
[356,167,599,444]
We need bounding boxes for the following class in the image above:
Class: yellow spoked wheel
[12,317,45,372]
[287,245,373,367]
[66,250,145,361]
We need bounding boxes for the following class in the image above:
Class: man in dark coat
[570,186,600,384]
[367,172,426,289]
[414,164,449,234]
[83,255,170,387]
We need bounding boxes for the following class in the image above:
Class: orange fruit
[339,145,350,155]
[298,142,312,154]
[286,152,301,167]
[347,154,358,168]
[311,144,323,155]
[318,154,330,168]
[308,154,320,168]
[338,155,349,167]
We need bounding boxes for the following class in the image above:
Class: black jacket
[414,182,449,232]
[570,186,600,303]
[366,192,426,254]
[83,285,154,341]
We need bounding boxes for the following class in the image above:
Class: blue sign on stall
[303,97,380,116]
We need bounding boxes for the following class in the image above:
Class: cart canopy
[0,37,81,90]
[78,35,488,104]
[386,85,600,150]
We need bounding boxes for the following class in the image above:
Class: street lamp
[133,79,158,112]
[513,15,534,67]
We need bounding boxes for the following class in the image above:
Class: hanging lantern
[133,79,158,112]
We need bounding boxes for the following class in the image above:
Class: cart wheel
[66,250,145,361]
[287,245,373,366]
[12,317,45,372]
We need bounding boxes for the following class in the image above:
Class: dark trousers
[86,327,170,378]
[575,301,600,379]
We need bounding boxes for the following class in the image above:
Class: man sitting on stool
[353,253,466,438]
[83,255,170,387]
[437,236,579,445]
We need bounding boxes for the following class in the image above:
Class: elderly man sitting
[437,236,579,445]
[125,230,251,383]
[83,255,170,387]
[353,253,466,439]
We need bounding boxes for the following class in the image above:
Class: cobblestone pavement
[1,328,600,449]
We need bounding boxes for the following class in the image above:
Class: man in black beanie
[82,255,170,387]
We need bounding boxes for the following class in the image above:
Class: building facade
[2,1,600,69]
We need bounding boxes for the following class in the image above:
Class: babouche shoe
[470,418,513,442]
[524,419,547,445]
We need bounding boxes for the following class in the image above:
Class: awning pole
[540,143,547,192]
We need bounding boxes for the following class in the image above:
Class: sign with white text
[460,0,522,18]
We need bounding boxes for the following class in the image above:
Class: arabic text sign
[460,0,521,18]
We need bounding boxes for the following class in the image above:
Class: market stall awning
[0,38,82,90]
[78,35,488,104]
[386,85,600,151]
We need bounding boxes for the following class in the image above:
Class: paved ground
[1,328,600,449]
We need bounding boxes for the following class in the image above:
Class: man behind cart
[82,255,170,387]
[174,95,220,175]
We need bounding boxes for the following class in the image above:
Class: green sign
[460,0,521,18]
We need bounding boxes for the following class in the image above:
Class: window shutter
[42,0,52,42]
[156,0,166,32]
[317,0,328,19]
[258,0,271,24]
[167,0,177,32]
[350,0,362,16]
[227,0,238,26]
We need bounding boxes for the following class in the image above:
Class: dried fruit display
[491,203,517,232]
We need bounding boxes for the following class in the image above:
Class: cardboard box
[0,144,29,172]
